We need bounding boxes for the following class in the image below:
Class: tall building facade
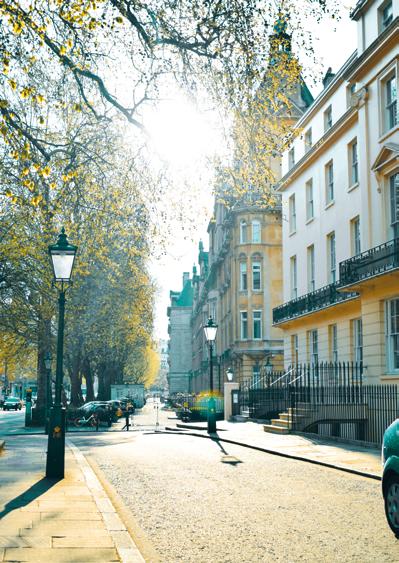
[274,0,398,383]
[167,273,193,394]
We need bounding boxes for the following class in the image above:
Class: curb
[163,428,381,481]
[67,439,153,563]
[86,455,161,563]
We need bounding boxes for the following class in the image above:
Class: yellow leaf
[59,46,66,56]
[8,79,16,90]
[42,166,51,177]
[21,167,30,176]
[12,21,24,35]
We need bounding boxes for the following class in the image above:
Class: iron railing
[340,237,399,287]
[273,282,359,324]
[290,384,399,446]
[239,362,363,420]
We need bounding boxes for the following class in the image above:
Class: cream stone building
[274,0,398,383]
[190,202,284,391]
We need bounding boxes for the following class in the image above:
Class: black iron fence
[339,237,399,287]
[238,362,399,445]
[273,282,359,324]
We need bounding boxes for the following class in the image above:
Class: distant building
[167,273,193,394]
[154,339,169,392]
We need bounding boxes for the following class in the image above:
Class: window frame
[288,147,295,169]
[307,244,315,292]
[252,261,262,291]
[348,138,359,187]
[240,220,247,244]
[290,255,297,299]
[308,329,319,365]
[351,216,361,256]
[390,173,399,239]
[291,334,299,365]
[385,298,399,373]
[352,318,363,363]
[325,160,334,205]
[239,261,248,291]
[289,193,296,233]
[379,0,393,32]
[329,324,338,363]
[324,105,333,132]
[306,178,314,221]
[253,310,262,340]
[252,220,261,243]
[240,311,248,340]
[304,128,312,153]
[327,232,336,284]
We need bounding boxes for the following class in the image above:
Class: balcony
[273,282,359,325]
[340,238,399,289]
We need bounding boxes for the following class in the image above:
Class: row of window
[288,140,358,233]
[239,220,261,244]
[289,296,399,373]
[288,61,396,175]
[290,319,363,365]
[240,310,262,340]
[240,261,262,291]
[289,217,360,298]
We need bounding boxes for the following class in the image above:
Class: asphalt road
[71,403,399,563]
[0,407,25,436]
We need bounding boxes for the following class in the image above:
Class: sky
[147,2,358,342]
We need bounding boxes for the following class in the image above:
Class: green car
[3,396,23,411]
[382,419,399,537]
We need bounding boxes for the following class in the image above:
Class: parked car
[3,396,23,411]
[78,401,110,422]
[382,419,399,537]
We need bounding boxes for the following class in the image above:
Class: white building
[274,0,398,383]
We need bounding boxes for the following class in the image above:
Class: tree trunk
[36,317,51,409]
[83,357,95,402]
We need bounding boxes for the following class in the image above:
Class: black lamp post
[44,352,53,435]
[203,317,218,434]
[45,228,77,479]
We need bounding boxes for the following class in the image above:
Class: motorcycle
[181,407,192,423]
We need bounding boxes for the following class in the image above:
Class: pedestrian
[121,410,131,431]
[107,408,113,428]
[95,413,99,432]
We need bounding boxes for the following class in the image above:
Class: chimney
[182,272,190,287]
[322,67,335,88]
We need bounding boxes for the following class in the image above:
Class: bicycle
[73,413,98,428]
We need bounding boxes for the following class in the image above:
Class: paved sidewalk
[0,435,144,562]
[172,420,382,478]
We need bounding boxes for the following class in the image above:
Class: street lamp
[203,317,218,433]
[44,352,52,435]
[226,368,234,382]
[46,228,77,479]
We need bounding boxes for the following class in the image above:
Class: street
[66,402,399,563]
[0,407,25,435]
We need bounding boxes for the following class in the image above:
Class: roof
[175,279,193,307]
[350,0,372,21]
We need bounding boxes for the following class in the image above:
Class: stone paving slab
[0,435,145,562]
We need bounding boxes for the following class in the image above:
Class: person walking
[121,410,131,431]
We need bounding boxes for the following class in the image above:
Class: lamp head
[203,316,218,343]
[226,368,234,382]
[49,228,78,283]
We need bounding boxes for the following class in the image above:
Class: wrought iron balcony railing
[273,282,359,324]
[339,238,399,287]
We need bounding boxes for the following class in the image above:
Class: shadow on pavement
[211,434,243,466]
[0,477,58,519]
